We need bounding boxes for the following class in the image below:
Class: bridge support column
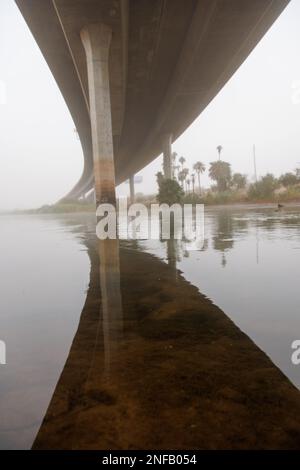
[162,133,173,179]
[81,24,116,208]
[129,174,135,204]
[81,25,122,347]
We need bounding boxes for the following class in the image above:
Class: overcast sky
[1,0,300,210]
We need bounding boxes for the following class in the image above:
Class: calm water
[0,206,300,448]
[140,205,300,390]
[0,214,90,449]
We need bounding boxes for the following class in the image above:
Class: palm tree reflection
[212,212,234,267]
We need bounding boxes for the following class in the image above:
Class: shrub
[157,178,184,205]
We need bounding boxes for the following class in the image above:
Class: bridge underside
[16,0,290,200]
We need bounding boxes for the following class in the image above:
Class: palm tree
[171,152,177,179]
[193,161,206,194]
[217,145,223,161]
[191,173,195,194]
[182,168,189,192]
[186,178,191,193]
[209,161,231,192]
[178,170,185,189]
[179,156,186,170]
[174,165,180,181]
[232,173,247,190]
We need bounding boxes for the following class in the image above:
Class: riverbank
[33,231,300,449]
[11,199,300,217]
[184,189,300,206]
[22,201,95,214]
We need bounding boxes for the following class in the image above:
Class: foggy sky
[1,0,300,210]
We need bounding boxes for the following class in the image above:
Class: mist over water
[0,214,90,449]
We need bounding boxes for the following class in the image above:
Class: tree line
[156,146,300,204]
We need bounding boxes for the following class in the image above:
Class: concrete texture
[129,174,135,203]
[81,23,116,206]
[162,133,172,180]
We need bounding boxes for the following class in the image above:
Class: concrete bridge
[16,0,289,204]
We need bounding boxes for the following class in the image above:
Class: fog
[1,0,300,210]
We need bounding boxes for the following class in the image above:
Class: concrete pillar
[129,174,135,203]
[98,238,123,377]
[162,133,173,179]
[80,24,116,208]
[81,25,122,358]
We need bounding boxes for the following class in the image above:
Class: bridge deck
[16,0,289,197]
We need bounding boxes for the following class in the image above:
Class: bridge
[16,0,289,205]
[12,1,300,450]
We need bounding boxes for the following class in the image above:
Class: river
[0,205,300,448]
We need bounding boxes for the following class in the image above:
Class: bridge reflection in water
[33,222,300,450]
[98,239,123,378]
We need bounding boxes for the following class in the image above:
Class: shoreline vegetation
[16,186,300,214]
[4,165,300,215]
[157,153,300,208]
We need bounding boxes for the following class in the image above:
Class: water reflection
[98,239,123,377]
[2,206,300,449]
[32,208,300,450]
[212,213,235,267]
[140,205,300,389]
[0,214,90,449]
[166,236,178,275]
